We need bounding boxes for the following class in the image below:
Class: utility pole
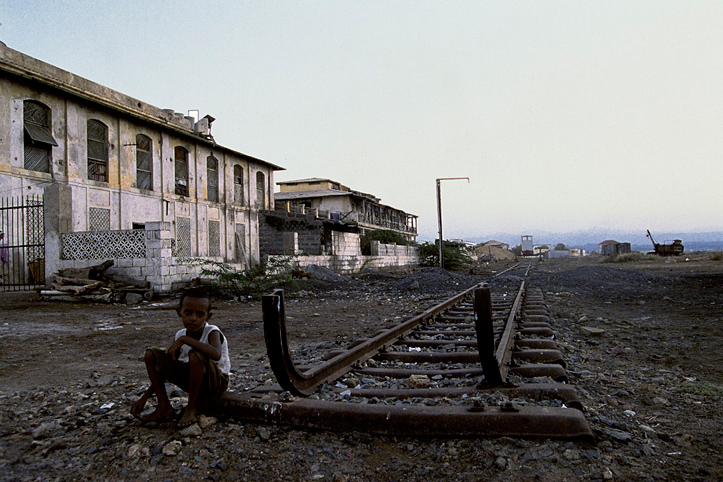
[436,177,470,269]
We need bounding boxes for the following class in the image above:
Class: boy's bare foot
[177,407,198,427]
[139,405,175,423]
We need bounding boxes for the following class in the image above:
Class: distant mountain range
[431,229,723,253]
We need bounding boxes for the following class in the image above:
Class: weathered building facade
[275,178,418,243]
[0,44,282,291]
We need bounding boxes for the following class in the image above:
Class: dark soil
[1,254,722,481]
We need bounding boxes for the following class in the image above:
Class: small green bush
[678,381,723,397]
[418,241,474,271]
[184,256,295,300]
[711,251,723,261]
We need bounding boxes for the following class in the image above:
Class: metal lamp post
[436,177,470,269]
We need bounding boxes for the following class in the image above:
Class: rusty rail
[262,282,486,396]
[209,263,593,441]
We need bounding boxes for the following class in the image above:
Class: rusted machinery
[646,230,684,256]
[206,264,593,441]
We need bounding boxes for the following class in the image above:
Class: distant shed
[598,240,632,256]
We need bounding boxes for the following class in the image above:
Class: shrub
[184,256,295,300]
[360,229,411,255]
[711,251,723,261]
[418,241,474,271]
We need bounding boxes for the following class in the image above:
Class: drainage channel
[207,269,593,441]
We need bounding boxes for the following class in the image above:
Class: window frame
[23,100,57,173]
[207,155,219,203]
[174,146,189,196]
[135,134,153,191]
[256,171,266,209]
[87,119,109,182]
[233,165,244,205]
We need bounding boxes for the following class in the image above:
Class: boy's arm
[169,330,223,361]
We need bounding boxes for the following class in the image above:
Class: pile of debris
[40,260,153,303]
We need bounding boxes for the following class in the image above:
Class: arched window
[23,100,57,173]
[256,171,266,209]
[233,165,244,204]
[135,134,152,190]
[174,146,189,196]
[87,119,108,182]
[207,155,219,202]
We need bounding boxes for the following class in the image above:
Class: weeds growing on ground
[678,381,723,397]
[183,256,296,300]
[602,252,646,263]
[711,251,723,261]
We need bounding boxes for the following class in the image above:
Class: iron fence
[0,195,45,291]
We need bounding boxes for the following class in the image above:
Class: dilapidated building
[598,240,632,256]
[0,43,283,291]
[274,178,418,243]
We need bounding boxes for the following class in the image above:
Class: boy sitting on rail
[131,287,230,427]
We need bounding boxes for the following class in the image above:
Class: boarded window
[24,100,57,173]
[136,134,152,190]
[235,223,246,263]
[256,171,266,209]
[175,146,189,196]
[207,155,219,202]
[234,165,244,204]
[87,120,108,182]
[208,220,220,257]
[174,217,191,257]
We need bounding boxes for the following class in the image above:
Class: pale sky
[3,1,722,241]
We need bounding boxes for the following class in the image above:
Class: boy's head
[177,287,213,332]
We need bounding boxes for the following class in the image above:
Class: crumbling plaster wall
[1,74,274,270]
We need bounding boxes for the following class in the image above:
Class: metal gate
[0,195,45,291]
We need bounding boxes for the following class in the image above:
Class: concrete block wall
[331,231,360,256]
[56,222,235,293]
[277,242,419,275]
[259,212,323,255]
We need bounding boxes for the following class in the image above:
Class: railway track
[208,263,593,441]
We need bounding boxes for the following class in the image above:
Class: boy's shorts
[148,346,229,397]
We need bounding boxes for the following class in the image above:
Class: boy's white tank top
[175,323,231,375]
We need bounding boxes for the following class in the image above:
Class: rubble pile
[40,260,153,303]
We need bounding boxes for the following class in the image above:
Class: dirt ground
[1,253,722,481]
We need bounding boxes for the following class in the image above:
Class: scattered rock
[162,440,182,456]
[197,414,217,429]
[406,374,431,388]
[256,426,271,441]
[179,423,203,437]
[579,326,605,337]
[32,420,61,439]
[125,293,144,305]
